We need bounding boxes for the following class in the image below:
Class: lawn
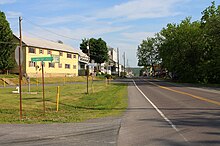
[0,74,102,86]
[0,81,128,123]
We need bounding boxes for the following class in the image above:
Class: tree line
[137,1,220,84]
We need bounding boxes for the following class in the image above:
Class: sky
[0,0,219,67]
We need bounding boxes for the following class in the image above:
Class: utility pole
[41,62,45,113]
[86,39,90,94]
[117,48,120,77]
[19,16,23,120]
[123,52,126,78]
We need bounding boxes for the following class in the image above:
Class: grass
[0,74,102,86]
[0,74,18,78]
[0,81,128,124]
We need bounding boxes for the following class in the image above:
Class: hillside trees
[0,11,16,73]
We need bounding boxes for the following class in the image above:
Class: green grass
[0,81,128,123]
[0,75,102,86]
[0,74,18,78]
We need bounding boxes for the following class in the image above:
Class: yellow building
[14,35,80,77]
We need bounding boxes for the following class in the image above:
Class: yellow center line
[150,81,220,106]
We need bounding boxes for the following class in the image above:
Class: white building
[99,47,124,76]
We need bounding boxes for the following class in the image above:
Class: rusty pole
[19,16,23,120]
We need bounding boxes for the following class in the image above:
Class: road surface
[118,78,220,146]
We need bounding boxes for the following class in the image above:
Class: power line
[23,30,57,42]
[23,17,80,41]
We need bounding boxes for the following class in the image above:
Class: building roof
[14,35,89,63]
[15,35,80,55]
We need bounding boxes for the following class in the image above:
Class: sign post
[31,56,59,113]
[41,61,45,113]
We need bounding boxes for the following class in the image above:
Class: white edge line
[132,79,188,142]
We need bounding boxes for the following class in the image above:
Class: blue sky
[1,0,219,67]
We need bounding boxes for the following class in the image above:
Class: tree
[137,37,159,65]
[0,11,16,73]
[80,38,108,64]
[136,1,220,83]
[159,18,204,82]
[200,1,220,83]
[137,37,160,76]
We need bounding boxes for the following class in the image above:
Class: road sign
[15,46,23,65]
[51,55,60,63]
[31,57,53,62]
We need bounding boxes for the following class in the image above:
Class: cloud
[32,0,185,26]
[22,25,131,46]
[5,11,22,19]
[96,0,184,21]
[121,32,156,42]
[0,0,16,5]
[112,42,138,67]
[29,0,81,12]
[36,15,94,26]
[71,25,131,38]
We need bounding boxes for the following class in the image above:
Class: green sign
[31,57,53,62]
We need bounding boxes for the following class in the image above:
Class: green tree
[136,1,220,84]
[80,38,108,64]
[0,11,15,73]
[200,1,220,83]
[137,37,159,67]
[159,18,204,82]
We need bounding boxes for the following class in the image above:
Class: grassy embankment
[0,75,128,124]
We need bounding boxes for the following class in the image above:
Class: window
[73,65,76,69]
[73,54,76,58]
[28,47,35,53]
[65,64,70,69]
[47,50,52,55]
[39,49,44,54]
[67,53,72,58]
[29,61,36,67]
[49,62,55,68]
[59,52,63,56]
[58,63,62,68]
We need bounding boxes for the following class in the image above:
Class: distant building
[99,47,122,75]
[78,51,89,76]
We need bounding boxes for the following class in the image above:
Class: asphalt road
[0,78,219,146]
[118,78,220,146]
[0,117,121,146]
